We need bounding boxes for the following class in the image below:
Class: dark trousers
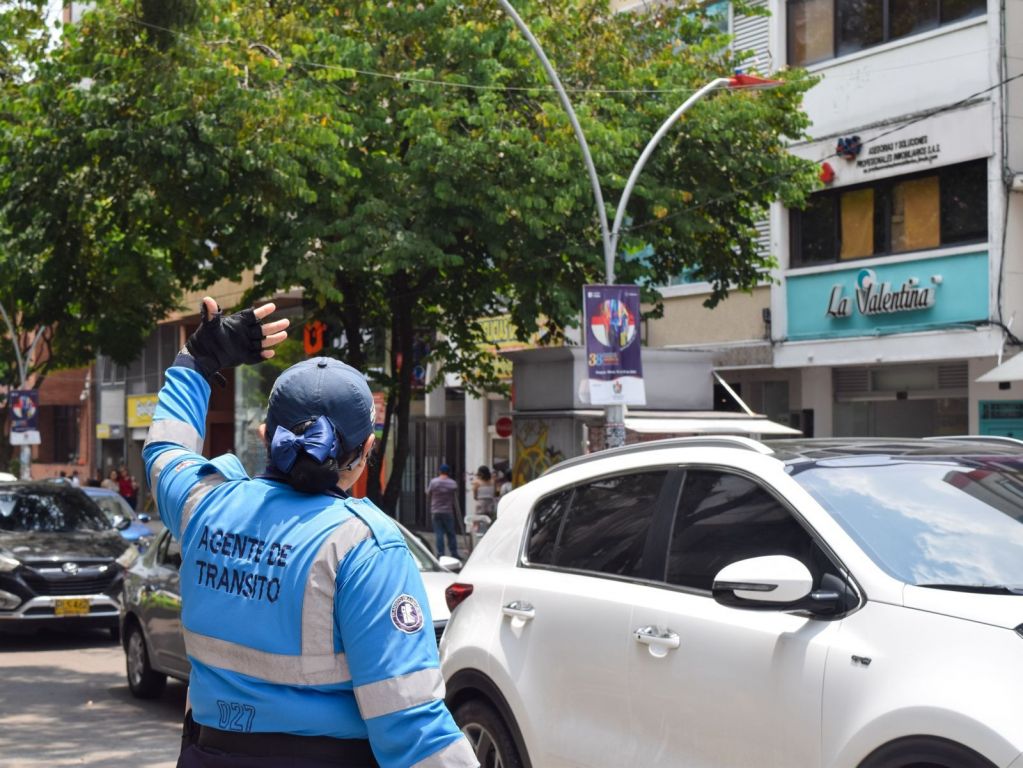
[432,513,459,558]
[178,746,363,768]
[177,711,378,768]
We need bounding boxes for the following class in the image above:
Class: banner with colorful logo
[583,285,646,405]
[9,389,41,446]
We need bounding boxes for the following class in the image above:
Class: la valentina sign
[826,269,941,319]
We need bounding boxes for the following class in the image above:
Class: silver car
[120,522,461,698]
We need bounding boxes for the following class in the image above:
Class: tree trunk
[380,272,415,516]
[336,273,366,371]
[0,406,11,473]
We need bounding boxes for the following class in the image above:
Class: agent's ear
[361,434,376,463]
[257,423,267,442]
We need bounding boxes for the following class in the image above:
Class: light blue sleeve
[337,543,476,768]
[142,365,211,538]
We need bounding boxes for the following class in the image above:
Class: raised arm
[142,298,288,537]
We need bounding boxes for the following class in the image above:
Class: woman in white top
[472,465,496,520]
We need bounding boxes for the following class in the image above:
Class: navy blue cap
[265,358,374,457]
[439,463,451,475]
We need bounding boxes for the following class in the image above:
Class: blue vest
[143,366,476,768]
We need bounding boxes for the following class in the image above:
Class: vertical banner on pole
[584,285,646,406]
[9,389,41,446]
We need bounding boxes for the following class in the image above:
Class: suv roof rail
[922,435,1023,451]
[542,435,774,477]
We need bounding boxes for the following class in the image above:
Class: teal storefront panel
[786,252,988,340]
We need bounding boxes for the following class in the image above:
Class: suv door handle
[633,626,680,656]
[502,601,535,621]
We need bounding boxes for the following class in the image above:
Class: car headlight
[115,545,139,571]
[0,552,20,572]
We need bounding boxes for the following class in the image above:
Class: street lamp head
[728,73,785,89]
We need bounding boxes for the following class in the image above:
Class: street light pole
[0,301,45,480]
[494,0,614,275]
[608,77,733,264]
[494,2,781,449]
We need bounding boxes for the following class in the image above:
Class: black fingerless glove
[184,302,265,381]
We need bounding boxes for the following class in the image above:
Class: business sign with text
[787,252,988,340]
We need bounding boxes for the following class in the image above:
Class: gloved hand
[184,300,267,381]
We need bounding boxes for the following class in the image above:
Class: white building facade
[649,0,1023,438]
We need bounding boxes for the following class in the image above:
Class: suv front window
[791,457,1023,588]
[667,470,829,591]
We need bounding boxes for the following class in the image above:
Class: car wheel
[454,699,523,768]
[125,622,166,699]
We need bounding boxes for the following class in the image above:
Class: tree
[249,1,819,510]
[2,0,819,509]
[0,0,357,468]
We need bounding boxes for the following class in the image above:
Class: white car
[440,436,1023,768]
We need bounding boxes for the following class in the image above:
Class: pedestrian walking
[426,464,460,558]
[69,470,80,488]
[144,297,476,768]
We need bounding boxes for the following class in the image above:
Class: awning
[624,416,801,437]
[976,355,1023,383]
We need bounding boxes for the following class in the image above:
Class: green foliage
[0,0,818,508]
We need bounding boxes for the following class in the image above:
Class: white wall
[799,367,833,437]
[796,17,990,140]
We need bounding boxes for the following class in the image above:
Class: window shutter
[733,1,772,70]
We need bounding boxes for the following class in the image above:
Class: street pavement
[0,627,185,767]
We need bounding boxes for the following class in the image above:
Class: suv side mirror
[138,513,151,524]
[439,555,463,573]
[113,515,130,531]
[712,555,813,611]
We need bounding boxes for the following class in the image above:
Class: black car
[0,482,137,637]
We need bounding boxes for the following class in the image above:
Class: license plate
[54,598,90,617]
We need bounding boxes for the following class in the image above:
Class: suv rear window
[526,471,667,578]
[0,488,111,532]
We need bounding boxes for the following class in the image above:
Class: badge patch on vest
[390,594,424,634]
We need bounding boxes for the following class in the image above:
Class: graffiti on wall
[513,420,567,486]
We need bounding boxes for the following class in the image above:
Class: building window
[790,160,986,267]
[41,405,81,464]
[787,0,985,66]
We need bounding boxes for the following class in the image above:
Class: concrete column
[800,367,833,437]
[424,363,446,418]
[464,395,487,518]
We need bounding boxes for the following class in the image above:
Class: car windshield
[90,494,133,525]
[791,456,1023,588]
[0,488,112,532]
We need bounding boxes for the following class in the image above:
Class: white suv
[440,436,1023,768]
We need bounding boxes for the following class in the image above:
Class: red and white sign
[494,416,513,439]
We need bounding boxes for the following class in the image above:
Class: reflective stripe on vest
[183,514,372,687]
[302,517,373,660]
[180,474,226,535]
[354,667,445,720]
[146,418,204,454]
[148,448,190,499]
[411,736,479,768]
[183,627,352,687]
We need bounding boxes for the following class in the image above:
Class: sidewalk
[410,526,473,562]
